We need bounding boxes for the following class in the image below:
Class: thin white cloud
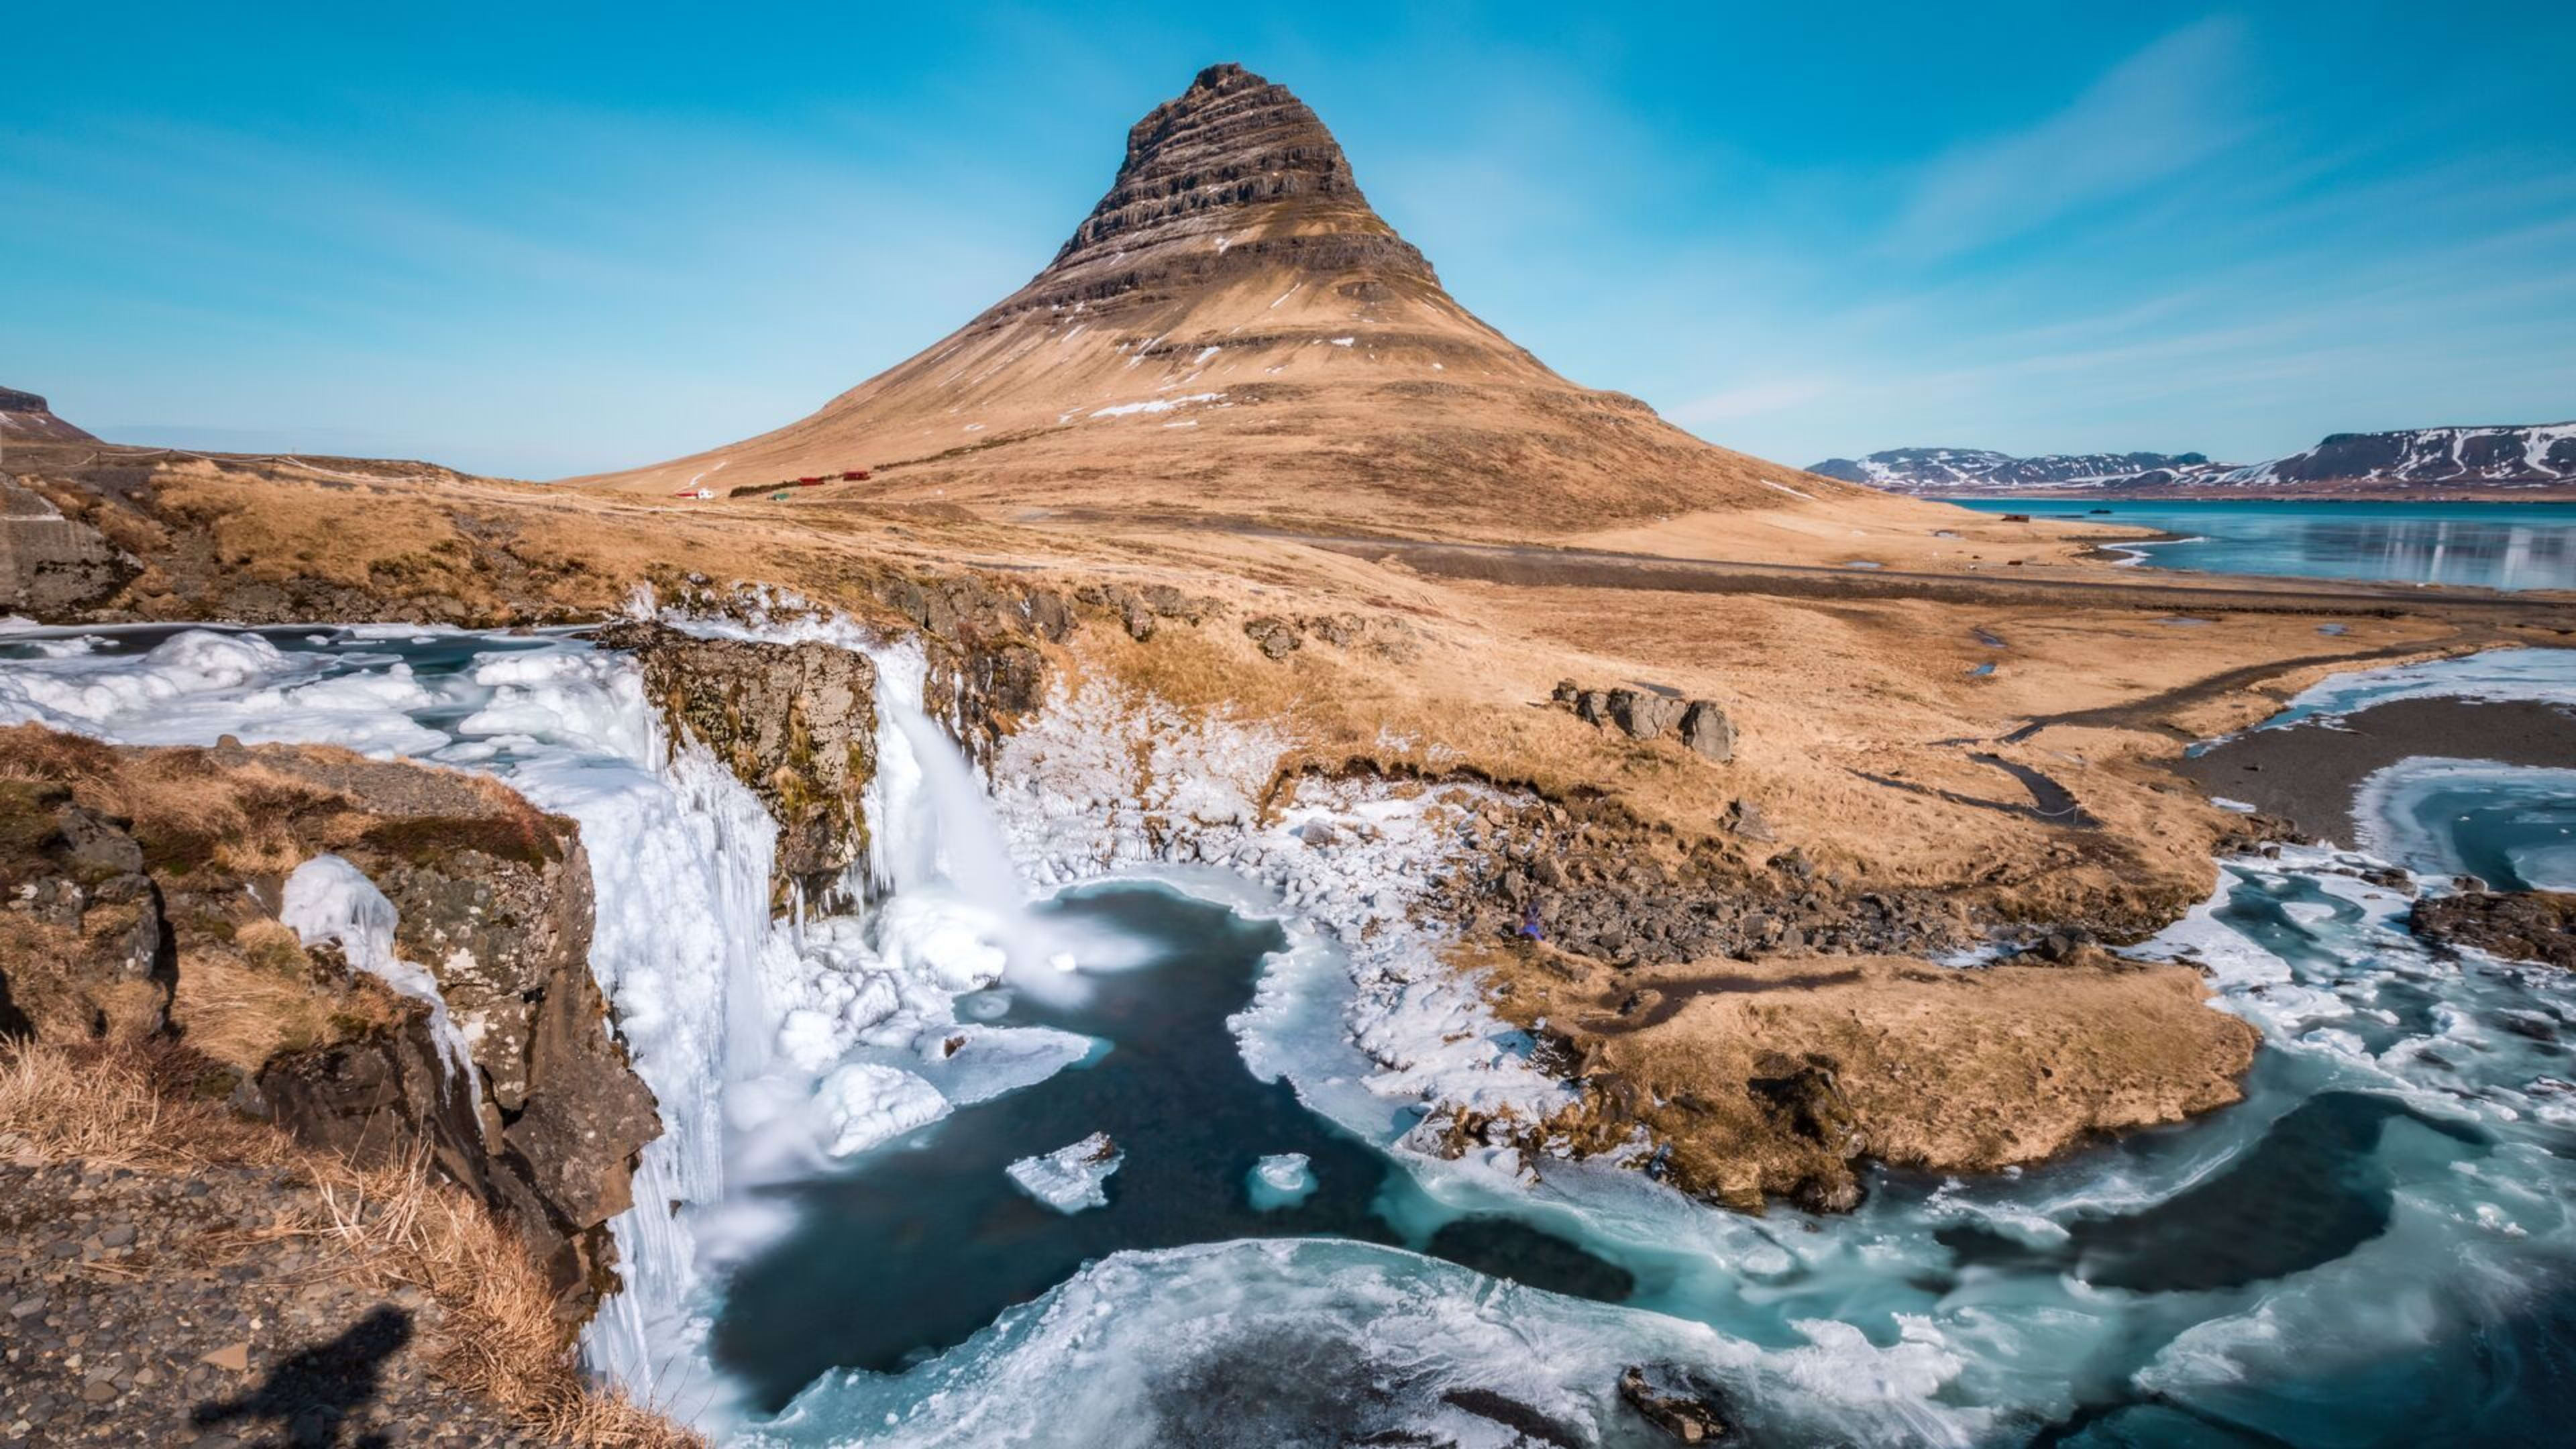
[1672,376,1837,425]
[1891,18,2249,258]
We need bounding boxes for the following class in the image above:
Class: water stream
[8,622,2576,1444]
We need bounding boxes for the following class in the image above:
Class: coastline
[2174,695,2576,847]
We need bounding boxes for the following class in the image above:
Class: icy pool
[712,880,1627,1407]
[9,626,2576,1445]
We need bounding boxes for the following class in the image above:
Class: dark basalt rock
[2412,891,2576,970]
[1618,1363,1733,1443]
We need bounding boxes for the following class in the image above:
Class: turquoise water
[1947,498,2576,590]
[19,629,2576,1445]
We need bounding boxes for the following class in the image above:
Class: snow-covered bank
[988,676,1572,1152]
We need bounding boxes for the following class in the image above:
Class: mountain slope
[1816,423,2576,498]
[578,64,1862,535]
[0,388,99,445]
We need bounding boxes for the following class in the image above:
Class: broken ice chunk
[817,1063,948,1157]
[1007,1132,1124,1214]
[1246,1152,1317,1211]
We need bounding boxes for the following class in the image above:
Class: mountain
[1808,447,2216,494]
[2232,423,2576,490]
[0,388,99,445]
[580,63,1856,533]
[1815,423,2576,498]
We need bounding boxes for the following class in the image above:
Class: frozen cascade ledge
[0,614,1103,1428]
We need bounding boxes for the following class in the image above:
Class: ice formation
[816,1063,949,1157]
[0,614,1097,1419]
[1246,1152,1316,1211]
[278,853,478,1101]
[13,627,2576,1444]
[987,675,1572,1157]
[1006,1132,1124,1214]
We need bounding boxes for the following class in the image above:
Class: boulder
[1244,614,1303,659]
[1618,1364,1733,1443]
[1717,798,1771,841]
[1606,688,1684,741]
[1679,701,1735,762]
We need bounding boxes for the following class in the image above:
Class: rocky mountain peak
[1005,63,1436,318]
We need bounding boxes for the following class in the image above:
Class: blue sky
[6,2,2571,478]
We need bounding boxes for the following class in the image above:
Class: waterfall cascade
[0,617,1053,1426]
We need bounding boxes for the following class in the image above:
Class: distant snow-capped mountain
[1807,447,2217,493]
[1811,422,2576,497]
[2233,423,2576,489]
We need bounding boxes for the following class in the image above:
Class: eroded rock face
[0,727,658,1320]
[1,478,131,617]
[1016,62,1438,321]
[596,620,880,912]
[2412,890,2576,969]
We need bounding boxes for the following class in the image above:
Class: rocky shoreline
[2176,694,2576,845]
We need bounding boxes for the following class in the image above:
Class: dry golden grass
[0,1041,701,1448]
[173,939,407,1073]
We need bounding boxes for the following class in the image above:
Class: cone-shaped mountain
[580,63,1850,534]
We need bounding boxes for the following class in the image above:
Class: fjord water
[13,627,2576,1444]
[1951,498,2576,590]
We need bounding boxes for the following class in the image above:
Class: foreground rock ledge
[1476,945,2261,1212]
[0,724,658,1317]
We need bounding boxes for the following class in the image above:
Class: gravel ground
[0,1157,542,1447]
